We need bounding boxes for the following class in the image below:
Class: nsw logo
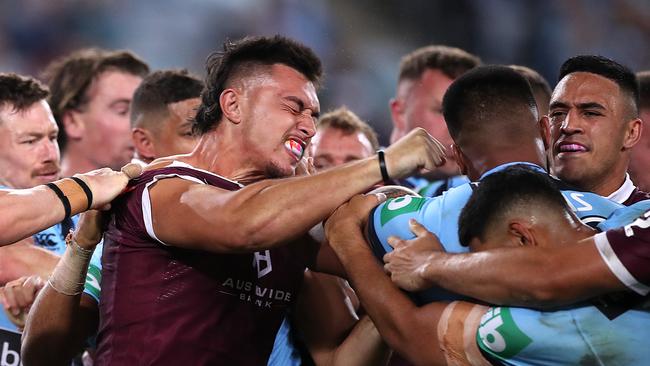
[379,196,426,226]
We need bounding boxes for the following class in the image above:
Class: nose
[297,115,316,138]
[41,138,60,163]
[559,110,583,135]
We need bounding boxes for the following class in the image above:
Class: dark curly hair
[193,35,323,135]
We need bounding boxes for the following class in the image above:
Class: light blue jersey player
[366,162,624,304]
[474,197,650,365]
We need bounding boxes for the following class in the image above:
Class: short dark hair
[0,73,49,115]
[458,165,569,247]
[509,65,552,115]
[317,106,379,151]
[193,35,323,135]
[442,66,538,142]
[131,69,204,129]
[637,71,650,111]
[44,48,150,151]
[558,55,639,116]
[398,45,481,82]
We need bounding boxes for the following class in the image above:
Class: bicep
[148,178,243,252]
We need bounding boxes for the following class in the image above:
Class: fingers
[121,163,143,180]
[386,235,406,249]
[74,210,105,248]
[408,219,430,237]
[1,276,42,316]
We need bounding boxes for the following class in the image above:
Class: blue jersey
[367,162,624,304]
[84,242,103,303]
[477,203,650,365]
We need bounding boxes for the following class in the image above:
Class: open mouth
[284,138,305,161]
[557,142,588,154]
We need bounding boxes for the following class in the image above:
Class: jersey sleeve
[594,209,650,296]
[366,195,432,260]
[83,242,103,303]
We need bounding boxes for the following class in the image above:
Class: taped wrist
[47,232,94,296]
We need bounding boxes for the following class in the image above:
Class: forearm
[0,239,58,285]
[329,316,391,366]
[166,157,384,252]
[223,157,382,249]
[423,240,624,308]
[337,244,443,366]
[0,187,64,246]
[22,288,97,366]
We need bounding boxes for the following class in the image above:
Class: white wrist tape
[48,235,94,296]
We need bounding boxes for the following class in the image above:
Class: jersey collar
[479,162,546,181]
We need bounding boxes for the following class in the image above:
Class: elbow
[220,217,282,253]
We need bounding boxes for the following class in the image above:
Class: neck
[60,145,100,177]
[580,168,628,198]
[465,143,547,180]
[181,129,266,185]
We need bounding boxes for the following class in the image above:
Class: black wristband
[70,176,93,210]
[377,150,391,184]
[46,182,71,219]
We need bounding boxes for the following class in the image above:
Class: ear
[389,98,405,131]
[622,118,642,150]
[389,98,407,144]
[132,128,156,161]
[508,221,537,247]
[452,143,469,176]
[62,110,85,140]
[539,116,552,151]
[219,88,242,124]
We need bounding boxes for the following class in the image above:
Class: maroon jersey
[95,162,317,365]
[623,187,650,206]
[594,209,650,297]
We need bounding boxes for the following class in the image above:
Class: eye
[549,111,566,121]
[584,110,602,117]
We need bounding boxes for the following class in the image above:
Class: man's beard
[264,161,294,179]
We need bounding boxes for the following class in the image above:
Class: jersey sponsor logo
[624,210,650,237]
[221,277,292,309]
[0,328,21,366]
[253,250,273,278]
[379,196,426,225]
[477,307,532,359]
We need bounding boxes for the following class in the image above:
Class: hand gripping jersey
[366,162,624,304]
[94,161,316,366]
[476,202,650,366]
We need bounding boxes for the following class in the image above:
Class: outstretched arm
[0,164,141,246]
[151,129,446,253]
[385,221,624,308]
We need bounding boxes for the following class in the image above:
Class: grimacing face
[237,64,319,178]
[0,100,60,188]
[311,126,374,170]
[549,72,636,195]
